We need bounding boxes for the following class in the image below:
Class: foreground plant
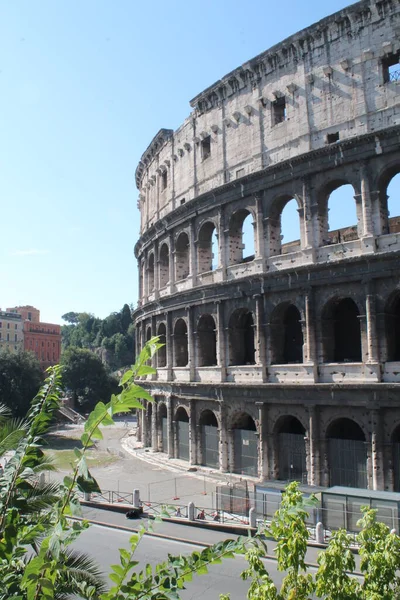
[0,338,243,599]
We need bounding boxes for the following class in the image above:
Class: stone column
[371,409,385,491]
[307,405,320,486]
[187,306,195,381]
[304,291,318,382]
[166,312,173,380]
[255,192,265,260]
[189,399,197,465]
[365,285,381,381]
[218,206,228,280]
[153,239,160,300]
[216,301,226,382]
[189,218,197,286]
[302,176,315,250]
[254,295,266,382]
[360,162,374,238]
[141,320,146,352]
[142,256,148,302]
[219,402,229,472]
[142,402,148,448]
[138,259,143,306]
[151,315,157,378]
[166,395,174,458]
[151,400,158,452]
[257,403,269,481]
[169,232,175,292]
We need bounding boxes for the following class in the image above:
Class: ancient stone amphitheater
[133,0,400,492]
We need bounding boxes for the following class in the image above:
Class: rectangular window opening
[383,53,400,83]
[161,170,168,190]
[201,136,211,160]
[273,96,286,125]
[180,198,186,205]
[327,132,340,144]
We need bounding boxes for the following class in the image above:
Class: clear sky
[0,0,387,324]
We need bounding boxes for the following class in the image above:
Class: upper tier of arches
[138,162,400,304]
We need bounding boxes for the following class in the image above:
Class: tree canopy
[61,304,134,370]
[0,349,43,416]
[61,347,118,412]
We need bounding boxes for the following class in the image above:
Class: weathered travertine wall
[133,0,400,492]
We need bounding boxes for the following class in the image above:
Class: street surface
[74,523,293,599]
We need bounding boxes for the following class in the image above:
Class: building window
[272,96,287,125]
[14,324,17,330]
[383,53,400,83]
[201,136,211,160]
[0,322,2,328]
[327,132,340,144]
[28,312,32,320]
[180,198,186,205]
[14,334,17,342]
[7,334,9,341]
[161,170,168,190]
[0,333,2,340]
[7,323,10,329]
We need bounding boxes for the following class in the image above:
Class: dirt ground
[45,419,220,510]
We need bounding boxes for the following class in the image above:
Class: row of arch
[142,406,400,491]
[144,293,400,368]
[141,172,400,293]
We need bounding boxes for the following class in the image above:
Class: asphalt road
[73,523,292,599]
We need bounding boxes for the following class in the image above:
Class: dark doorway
[327,418,367,488]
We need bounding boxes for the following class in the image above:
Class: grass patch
[45,449,118,471]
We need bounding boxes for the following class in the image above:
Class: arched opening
[159,403,168,453]
[228,309,255,366]
[159,243,169,288]
[327,418,367,488]
[174,319,188,367]
[271,303,303,364]
[197,314,217,366]
[199,410,219,468]
[269,196,301,256]
[228,209,255,265]
[176,406,190,461]
[322,298,361,362]
[275,416,307,482]
[387,172,400,228]
[232,413,258,476]
[148,253,155,292]
[320,182,358,246]
[175,232,190,281]
[157,323,167,368]
[146,327,152,343]
[392,426,400,492]
[386,293,400,361]
[198,222,218,274]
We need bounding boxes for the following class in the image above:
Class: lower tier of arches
[137,390,400,492]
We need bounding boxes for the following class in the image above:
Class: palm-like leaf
[55,549,108,598]
[0,417,28,458]
[0,403,11,422]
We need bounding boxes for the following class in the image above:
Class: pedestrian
[175,507,182,517]
[213,511,220,522]
[197,509,205,520]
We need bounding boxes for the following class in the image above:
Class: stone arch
[197,221,218,273]
[197,314,217,366]
[159,243,169,288]
[199,409,219,468]
[175,406,190,461]
[157,322,167,367]
[270,302,304,364]
[228,308,255,366]
[317,179,359,246]
[158,402,168,453]
[174,318,188,367]
[146,326,152,343]
[376,163,400,234]
[228,208,255,265]
[268,194,302,256]
[148,253,155,292]
[231,412,258,476]
[392,425,400,492]
[385,291,400,362]
[321,297,362,362]
[175,231,190,281]
[326,417,367,488]
[274,415,307,482]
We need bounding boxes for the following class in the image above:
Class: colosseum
[133,0,400,492]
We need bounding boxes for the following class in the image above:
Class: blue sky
[0,0,390,324]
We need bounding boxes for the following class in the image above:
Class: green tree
[121,303,132,333]
[0,349,43,417]
[61,347,117,412]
